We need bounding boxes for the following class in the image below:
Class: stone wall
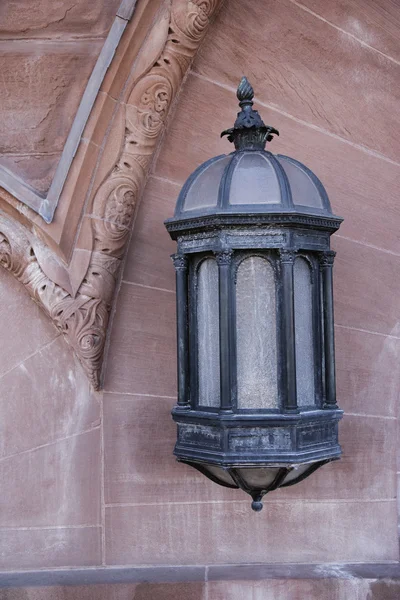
[103,0,400,567]
[0,269,102,567]
[2,579,400,600]
[0,0,400,596]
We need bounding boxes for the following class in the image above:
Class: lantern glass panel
[229,153,280,205]
[237,467,280,489]
[183,156,230,211]
[282,464,312,485]
[203,465,236,486]
[197,258,220,407]
[277,157,323,208]
[294,257,315,407]
[236,256,278,409]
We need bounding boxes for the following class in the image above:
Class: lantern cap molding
[167,150,341,225]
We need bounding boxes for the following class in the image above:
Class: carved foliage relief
[0,0,222,388]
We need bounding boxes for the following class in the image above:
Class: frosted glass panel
[197,259,220,407]
[294,258,315,406]
[282,464,311,485]
[278,157,322,208]
[229,153,280,205]
[183,156,230,211]
[203,466,236,486]
[237,467,279,489]
[236,257,278,409]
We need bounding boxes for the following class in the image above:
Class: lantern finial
[221,76,279,150]
[237,76,254,105]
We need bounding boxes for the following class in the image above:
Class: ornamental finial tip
[237,76,254,104]
[221,75,279,150]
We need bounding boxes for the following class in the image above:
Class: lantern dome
[174,150,333,218]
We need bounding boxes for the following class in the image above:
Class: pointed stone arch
[0,0,223,388]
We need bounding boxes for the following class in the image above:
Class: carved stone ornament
[0,0,222,389]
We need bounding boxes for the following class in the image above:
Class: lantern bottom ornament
[181,460,333,512]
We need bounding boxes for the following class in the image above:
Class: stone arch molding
[0,0,222,389]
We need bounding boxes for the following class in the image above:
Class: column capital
[171,253,188,270]
[279,249,297,264]
[215,249,233,266]
[319,250,336,266]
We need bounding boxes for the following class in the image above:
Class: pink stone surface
[105,282,177,396]
[193,0,400,163]
[0,583,206,599]
[0,269,58,378]
[0,0,121,195]
[0,41,102,194]
[0,527,101,569]
[0,43,102,154]
[0,269,102,563]
[0,0,399,574]
[0,336,100,458]
[0,155,60,195]
[299,0,400,62]
[105,501,398,565]
[335,326,400,417]
[332,236,400,336]
[123,176,177,291]
[0,429,101,527]
[0,0,121,39]
[207,579,400,600]
[103,393,234,505]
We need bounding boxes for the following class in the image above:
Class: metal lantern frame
[165,77,343,511]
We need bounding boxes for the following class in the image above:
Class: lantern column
[279,249,298,413]
[319,250,338,409]
[172,253,190,409]
[216,250,234,413]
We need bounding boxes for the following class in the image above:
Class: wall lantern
[165,77,343,511]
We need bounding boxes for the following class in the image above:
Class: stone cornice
[0,562,400,587]
[0,0,223,389]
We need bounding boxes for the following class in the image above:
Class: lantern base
[173,407,342,510]
[173,407,343,464]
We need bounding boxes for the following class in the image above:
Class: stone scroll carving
[0,215,109,389]
[0,0,222,389]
